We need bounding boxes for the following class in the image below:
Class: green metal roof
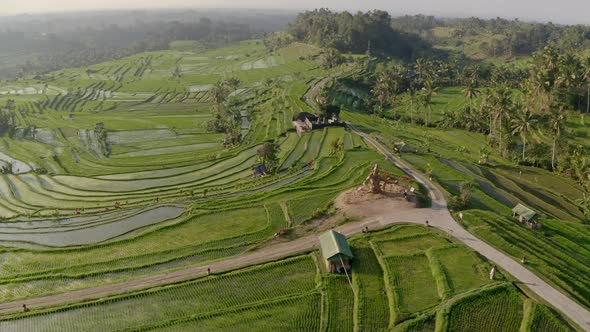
[319,230,353,260]
[512,203,537,220]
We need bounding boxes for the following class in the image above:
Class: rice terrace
[0,4,590,332]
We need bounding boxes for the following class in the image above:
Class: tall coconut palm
[511,107,537,162]
[388,65,406,119]
[421,80,438,127]
[407,87,419,124]
[371,71,392,113]
[548,106,567,171]
[211,81,229,110]
[582,56,590,114]
[489,87,512,152]
[415,58,428,83]
[462,78,480,110]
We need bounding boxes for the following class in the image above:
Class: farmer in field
[22,304,29,312]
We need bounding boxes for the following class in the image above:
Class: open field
[341,109,590,311]
[0,225,575,331]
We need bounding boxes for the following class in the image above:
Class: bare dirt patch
[335,187,417,220]
[274,186,418,243]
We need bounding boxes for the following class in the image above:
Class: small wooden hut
[319,230,353,273]
[512,203,542,229]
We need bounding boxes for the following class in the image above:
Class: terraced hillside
[0,41,425,307]
[0,225,575,331]
[342,109,590,313]
[0,38,586,332]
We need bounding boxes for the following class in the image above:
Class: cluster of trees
[262,32,295,52]
[287,9,430,59]
[4,19,254,79]
[393,15,590,57]
[344,57,526,125]
[353,45,590,189]
[332,46,588,218]
[444,45,590,176]
[0,99,17,133]
[256,142,280,171]
[207,78,243,147]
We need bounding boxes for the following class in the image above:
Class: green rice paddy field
[0,225,575,331]
[341,109,590,313]
[0,39,585,331]
[0,40,413,311]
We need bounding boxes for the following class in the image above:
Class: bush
[448,181,473,211]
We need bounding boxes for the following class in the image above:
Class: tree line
[287,9,431,59]
[331,45,590,190]
[393,15,590,57]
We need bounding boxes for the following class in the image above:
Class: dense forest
[287,9,431,59]
[287,10,590,61]
[0,10,295,79]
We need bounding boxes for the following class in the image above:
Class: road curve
[0,125,587,331]
[350,124,590,332]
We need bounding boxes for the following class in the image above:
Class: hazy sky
[2,0,589,24]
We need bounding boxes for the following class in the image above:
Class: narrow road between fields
[349,125,590,332]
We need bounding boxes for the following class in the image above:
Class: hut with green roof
[319,230,353,273]
[512,203,542,229]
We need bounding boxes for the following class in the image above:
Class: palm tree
[388,65,406,119]
[462,78,480,110]
[407,87,419,124]
[489,87,512,153]
[323,48,342,69]
[421,80,438,127]
[211,81,229,107]
[371,71,391,113]
[548,106,567,171]
[582,56,590,114]
[511,107,537,162]
[569,145,589,186]
[415,58,427,83]
[226,78,241,93]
